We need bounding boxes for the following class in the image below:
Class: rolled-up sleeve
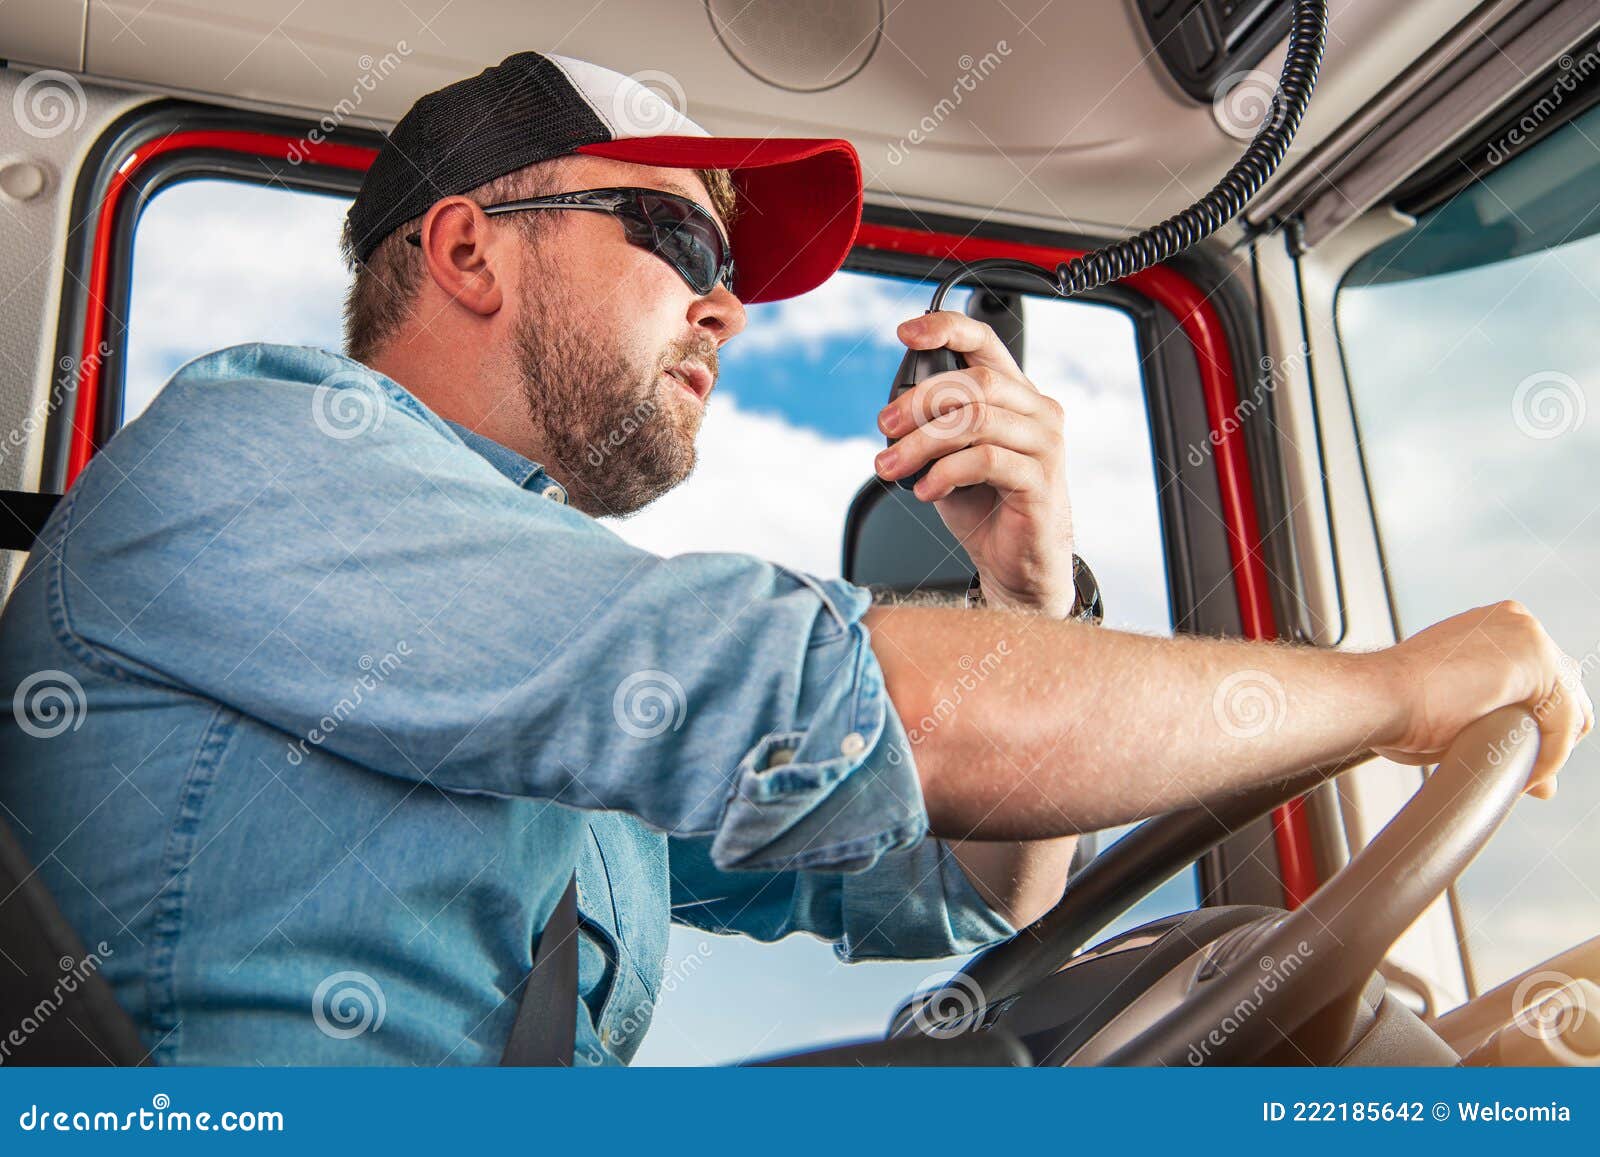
[708,570,927,873]
[56,365,928,877]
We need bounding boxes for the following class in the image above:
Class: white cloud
[606,341,1172,634]
[735,271,933,358]
[602,392,881,576]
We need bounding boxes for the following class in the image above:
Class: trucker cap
[345,51,864,303]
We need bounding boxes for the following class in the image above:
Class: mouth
[663,361,713,405]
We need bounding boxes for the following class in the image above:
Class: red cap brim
[575,136,862,303]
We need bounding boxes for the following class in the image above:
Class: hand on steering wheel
[1375,600,1593,799]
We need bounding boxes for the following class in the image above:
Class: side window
[125,179,352,421]
[1337,104,1600,993]
[122,175,1184,1064]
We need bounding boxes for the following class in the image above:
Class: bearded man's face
[511,259,718,517]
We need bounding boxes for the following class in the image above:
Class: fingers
[877,396,1057,486]
[1528,692,1580,792]
[879,363,1052,439]
[1567,654,1595,736]
[1526,647,1591,794]
[897,310,1023,376]
[913,445,1046,502]
[876,364,1063,496]
[1395,601,1592,799]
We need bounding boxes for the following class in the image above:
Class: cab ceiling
[4,0,1485,238]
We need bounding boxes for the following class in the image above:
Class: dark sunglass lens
[639,195,728,294]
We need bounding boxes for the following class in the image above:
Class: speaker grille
[705,0,884,93]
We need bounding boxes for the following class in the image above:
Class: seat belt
[1,490,61,551]
[500,873,580,1066]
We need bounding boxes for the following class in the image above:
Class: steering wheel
[907,706,1540,1065]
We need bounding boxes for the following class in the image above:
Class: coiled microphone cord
[925,0,1328,310]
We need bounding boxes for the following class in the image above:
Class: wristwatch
[966,554,1104,625]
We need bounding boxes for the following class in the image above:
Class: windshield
[1337,101,1600,993]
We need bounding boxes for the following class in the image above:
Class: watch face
[1073,556,1104,624]
[964,570,985,610]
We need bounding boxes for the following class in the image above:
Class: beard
[510,283,716,518]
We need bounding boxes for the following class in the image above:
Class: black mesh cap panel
[345,52,614,262]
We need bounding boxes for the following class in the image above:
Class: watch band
[966,555,1103,624]
[964,569,986,610]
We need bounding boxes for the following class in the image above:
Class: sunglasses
[405,186,737,296]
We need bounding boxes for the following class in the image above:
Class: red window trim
[64,129,378,482]
[66,130,1317,908]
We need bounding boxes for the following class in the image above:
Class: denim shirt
[0,343,1013,1066]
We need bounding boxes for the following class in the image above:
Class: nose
[688,284,747,346]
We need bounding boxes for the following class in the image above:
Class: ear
[414,196,504,318]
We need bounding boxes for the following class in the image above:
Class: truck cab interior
[1,0,1598,1067]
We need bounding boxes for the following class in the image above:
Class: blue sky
[122,176,1188,1065]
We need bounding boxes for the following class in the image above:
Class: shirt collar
[445,420,569,504]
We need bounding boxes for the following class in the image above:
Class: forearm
[867,603,1404,841]
[868,586,1082,924]
[948,835,1078,929]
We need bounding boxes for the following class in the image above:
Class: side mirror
[843,288,1025,591]
[841,478,971,592]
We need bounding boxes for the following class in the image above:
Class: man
[0,52,1588,1068]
